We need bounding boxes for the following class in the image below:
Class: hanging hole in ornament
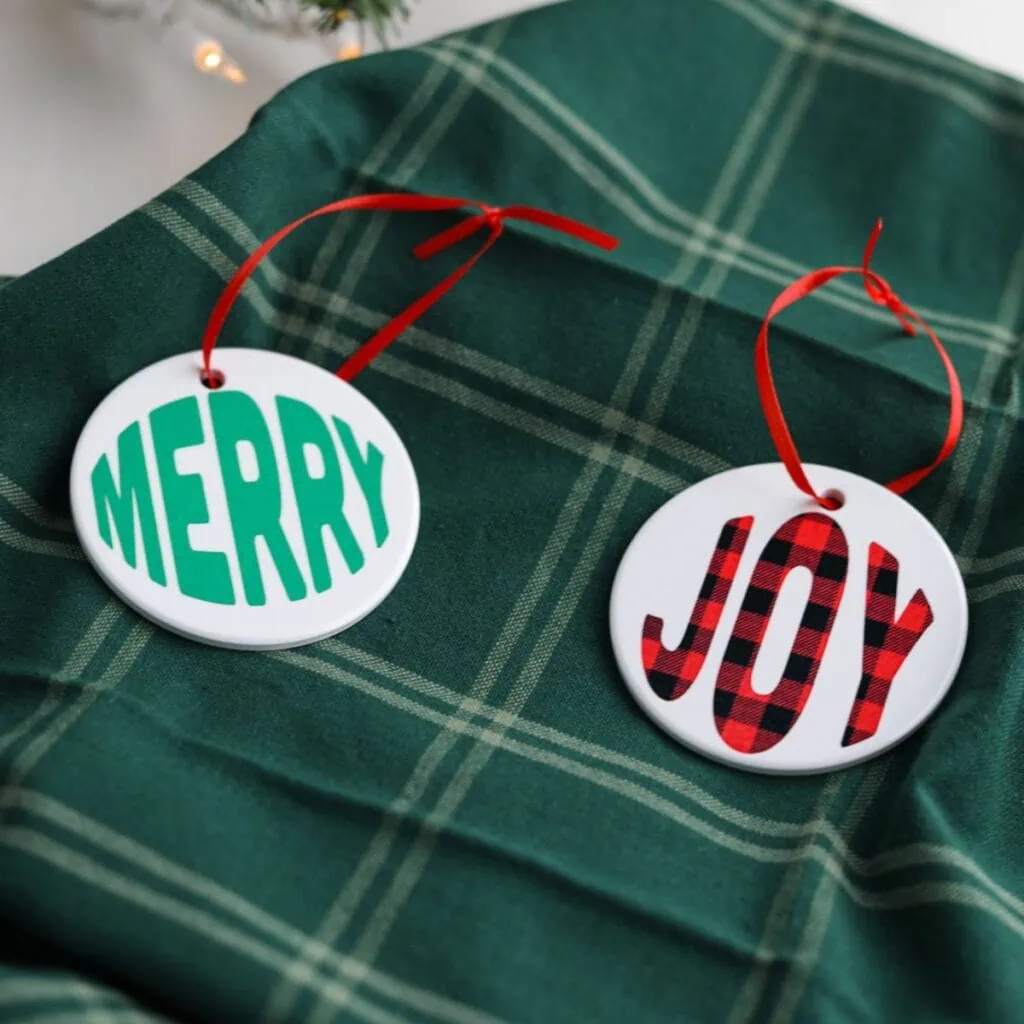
[200,368,226,390]
[822,488,845,511]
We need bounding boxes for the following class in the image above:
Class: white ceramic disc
[70,349,419,650]
[610,463,967,774]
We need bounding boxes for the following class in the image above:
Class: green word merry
[91,393,389,605]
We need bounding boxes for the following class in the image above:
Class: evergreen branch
[258,0,410,40]
[75,0,412,44]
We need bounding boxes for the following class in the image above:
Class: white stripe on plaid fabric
[658,2,810,287]
[969,575,1024,604]
[0,619,151,815]
[3,790,510,1024]
[725,774,846,1024]
[740,765,892,1023]
[765,765,892,1024]
[0,518,81,561]
[0,598,122,759]
[430,38,1015,353]
[714,0,1024,137]
[0,977,162,1021]
[272,66,448,358]
[305,14,844,1018]
[700,4,843,298]
[405,16,901,1022]
[0,472,72,532]
[959,373,1021,556]
[291,117,738,1018]
[960,546,1024,576]
[934,234,1024,537]
[755,0,1024,102]
[934,234,1024,562]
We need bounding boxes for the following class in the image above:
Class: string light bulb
[337,42,363,61]
[192,38,247,83]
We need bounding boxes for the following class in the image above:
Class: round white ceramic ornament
[610,463,967,774]
[70,349,419,650]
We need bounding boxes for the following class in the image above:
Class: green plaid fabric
[2,0,1023,1020]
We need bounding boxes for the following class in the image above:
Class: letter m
[91,421,166,585]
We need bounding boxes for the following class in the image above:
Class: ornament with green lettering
[70,349,419,649]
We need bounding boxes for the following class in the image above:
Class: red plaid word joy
[842,543,934,746]
[643,513,933,755]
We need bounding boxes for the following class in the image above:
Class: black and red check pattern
[714,513,848,754]
[643,516,753,701]
[842,542,934,746]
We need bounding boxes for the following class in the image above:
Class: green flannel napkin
[2,0,1023,1020]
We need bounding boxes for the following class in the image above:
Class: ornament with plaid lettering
[69,194,617,650]
[609,224,968,774]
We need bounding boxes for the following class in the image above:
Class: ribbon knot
[413,204,504,260]
[411,201,616,264]
[862,219,916,336]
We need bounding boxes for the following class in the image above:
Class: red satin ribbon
[200,194,618,383]
[755,220,963,510]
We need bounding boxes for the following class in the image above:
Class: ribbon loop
[755,220,963,509]
[200,194,619,384]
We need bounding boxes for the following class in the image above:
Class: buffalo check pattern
[842,541,935,746]
[2,0,1024,1021]
[714,513,849,753]
[643,515,753,700]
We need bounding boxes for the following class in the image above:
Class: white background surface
[2,0,1023,276]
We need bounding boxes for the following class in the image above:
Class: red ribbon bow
[200,194,618,384]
